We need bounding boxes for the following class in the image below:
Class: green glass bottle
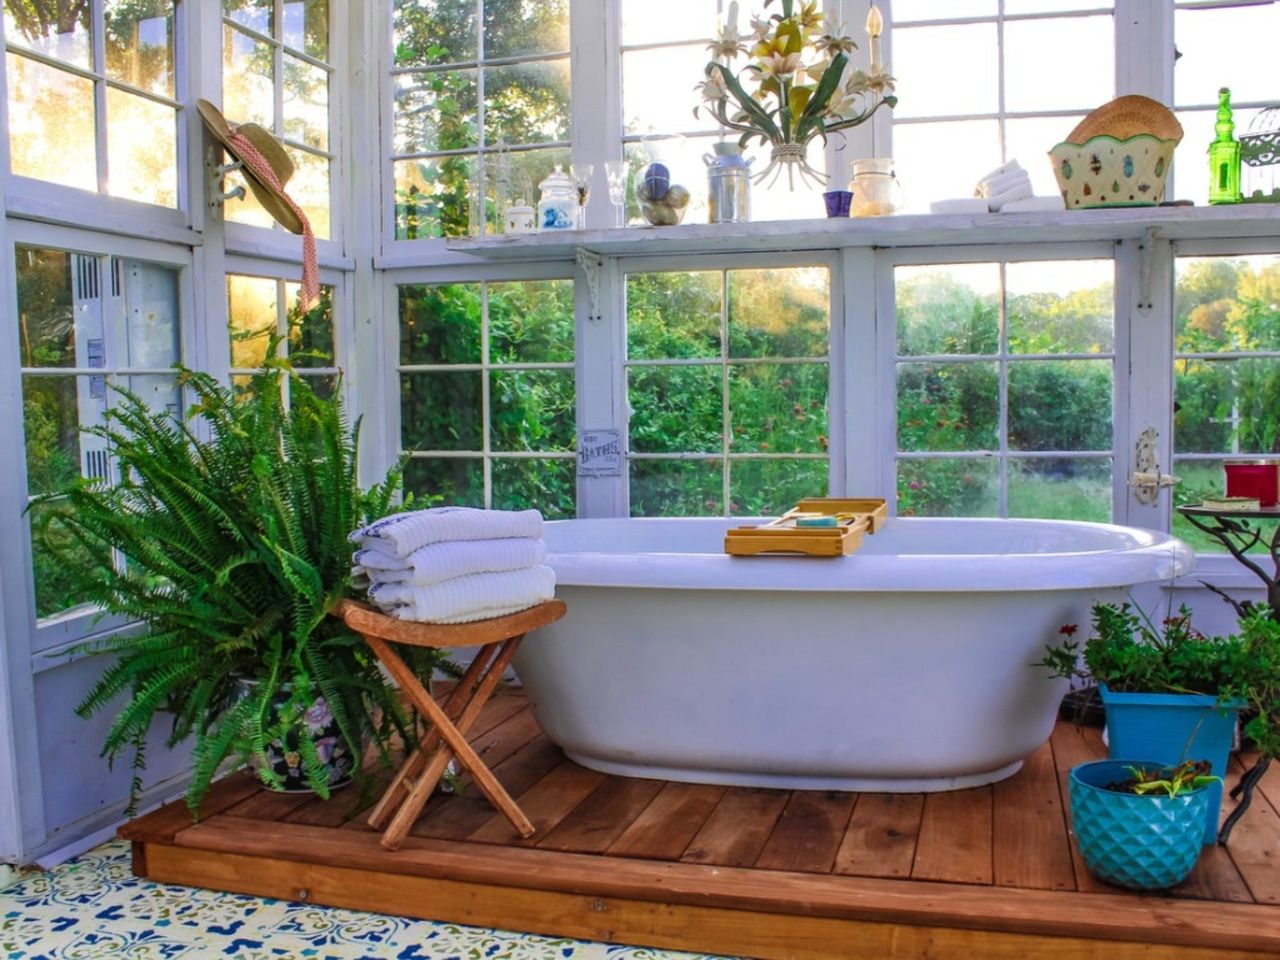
[1209,87,1242,205]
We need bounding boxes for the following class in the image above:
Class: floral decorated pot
[236,678,354,793]
[1049,135,1177,208]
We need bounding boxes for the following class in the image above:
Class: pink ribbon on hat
[225,126,320,312]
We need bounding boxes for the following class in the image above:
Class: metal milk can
[705,142,753,223]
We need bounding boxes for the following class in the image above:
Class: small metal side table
[1175,504,1280,843]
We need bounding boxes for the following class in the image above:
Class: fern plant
[30,358,433,814]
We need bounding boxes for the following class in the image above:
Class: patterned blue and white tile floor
[2,840,731,959]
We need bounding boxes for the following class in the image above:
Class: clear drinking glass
[605,160,629,227]
[570,162,594,229]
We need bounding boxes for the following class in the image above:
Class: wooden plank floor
[123,688,1280,959]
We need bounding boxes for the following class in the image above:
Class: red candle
[1224,460,1279,507]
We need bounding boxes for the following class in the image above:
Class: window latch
[1130,426,1180,505]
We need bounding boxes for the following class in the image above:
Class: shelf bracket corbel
[576,249,605,325]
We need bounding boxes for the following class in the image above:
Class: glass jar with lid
[537,166,577,231]
[849,158,904,217]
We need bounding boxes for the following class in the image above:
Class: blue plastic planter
[1069,759,1212,890]
[1099,683,1240,844]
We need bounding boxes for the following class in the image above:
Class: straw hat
[1066,95,1184,145]
[196,99,304,235]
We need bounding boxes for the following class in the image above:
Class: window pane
[892,24,999,119]
[105,0,175,97]
[285,283,334,367]
[224,0,272,35]
[492,458,575,518]
[404,457,484,507]
[1176,5,1280,107]
[728,268,829,359]
[626,271,721,361]
[285,146,330,239]
[28,499,96,619]
[1006,259,1114,354]
[623,45,717,137]
[116,260,180,368]
[895,264,1000,356]
[628,365,722,454]
[401,372,483,450]
[892,0,996,21]
[394,155,475,239]
[729,459,829,517]
[223,24,274,129]
[488,279,573,364]
[485,60,570,146]
[1175,358,1280,455]
[484,0,568,58]
[399,283,481,365]
[1171,458,1270,555]
[4,0,91,68]
[893,120,1001,212]
[1004,17,1112,113]
[6,54,97,191]
[283,0,328,60]
[23,375,82,496]
[897,362,1000,452]
[491,370,575,452]
[1176,255,1280,353]
[1009,360,1112,451]
[16,247,75,369]
[393,0,477,68]
[300,372,337,399]
[283,54,329,150]
[630,458,723,517]
[484,145,570,233]
[897,458,999,517]
[1008,457,1111,522]
[729,363,828,454]
[394,70,479,154]
[228,275,279,368]
[620,0,718,46]
[1005,0,1112,12]
[1004,115,1086,199]
[106,89,177,207]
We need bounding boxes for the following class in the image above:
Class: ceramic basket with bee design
[1049,96,1183,208]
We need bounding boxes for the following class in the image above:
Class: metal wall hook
[206,150,247,218]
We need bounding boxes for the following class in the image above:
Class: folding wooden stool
[336,598,567,851]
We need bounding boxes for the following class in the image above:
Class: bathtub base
[563,750,1025,793]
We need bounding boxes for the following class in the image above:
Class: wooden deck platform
[122,688,1280,959]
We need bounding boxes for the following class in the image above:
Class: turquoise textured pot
[1069,759,1211,890]
[1099,683,1240,844]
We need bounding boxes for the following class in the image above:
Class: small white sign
[577,428,622,478]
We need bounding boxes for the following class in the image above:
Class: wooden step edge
[170,814,1280,954]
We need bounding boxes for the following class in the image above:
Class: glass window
[226,274,337,397]
[222,0,334,238]
[4,0,179,206]
[889,3,1114,209]
[17,246,181,619]
[397,279,576,516]
[1173,254,1280,552]
[626,266,831,516]
[392,0,570,239]
[894,259,1114,519]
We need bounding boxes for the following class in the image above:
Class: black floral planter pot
[237,679,354,793]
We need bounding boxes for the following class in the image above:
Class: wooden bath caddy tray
[724,498,888,557]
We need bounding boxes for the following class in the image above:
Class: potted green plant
[30,359,437,814]
[1069,758,1221,890]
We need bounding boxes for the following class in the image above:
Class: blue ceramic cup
[823,190,852,218]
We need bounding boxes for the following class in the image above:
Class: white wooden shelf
[444,204,1280,260]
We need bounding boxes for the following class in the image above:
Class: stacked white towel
[349,507,555,624]
[929,159,1066,214]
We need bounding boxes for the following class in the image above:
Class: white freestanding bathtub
[512,517,1193,792]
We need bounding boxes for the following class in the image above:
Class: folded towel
[358,537,547,586]
[977,170,1032,198]
[977,159,1022,183]
[985,181,1034,210]
[350,507,543,558]
[374,565,557,624]
[999,195,1066,213]
[929,197,991,215]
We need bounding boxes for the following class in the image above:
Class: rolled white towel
[372,565,557,624]
[929,197,990,215]
[350,506,543,558]
[977,169,1032,198]
[357,537,547,585]
[977,159,1022,183]
[999,195,1066,213]
[985,180,1034,210]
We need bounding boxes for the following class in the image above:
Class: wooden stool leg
[366,642,500,830]
[371,635,533,850]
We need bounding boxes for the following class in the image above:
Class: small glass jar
[849,158,904,217]
[505,201,535,234]
[537,166,577,231]
[1225,460,1279,507]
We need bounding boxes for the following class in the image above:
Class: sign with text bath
[577,429,622,478]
